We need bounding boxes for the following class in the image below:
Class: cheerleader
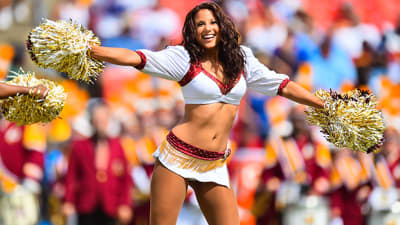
[89,2,323,225]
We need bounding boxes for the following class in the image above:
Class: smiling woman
[194,9,220,49]
[89,2,323,225]
[182,2,244,84]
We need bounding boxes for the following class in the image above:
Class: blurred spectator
[224,0,249,32]
[0,0,30,30]
[63,99,132,225]
[118,111,154,225]
[330,150,372,225]
[129,1,181,49]
[51,0,90,27]
[290,9,322,63]
[354,41,388,88]
[382,128,400,187]
[42,119,72,225]
[368,153,398,213]
[253,106,331,225]
[101,21,145,51]
[268,0,302,22]
[271,30,298,77]
[246,92,272,142]
[385,14,400,84]
[93,14,126,40]
[0,118,46,225]
[0,0,12,30]
[331,2,381,59]
[245,4,287,56]
[116,0,157,11]
[307,35,357,91]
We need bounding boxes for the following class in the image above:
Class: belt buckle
[223,149,231,162]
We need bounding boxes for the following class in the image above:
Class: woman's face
[194,9,220,50]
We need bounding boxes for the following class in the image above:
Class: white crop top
[134,45,289,105]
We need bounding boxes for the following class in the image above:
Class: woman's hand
[29,84,49,99]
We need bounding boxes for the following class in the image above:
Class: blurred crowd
[1,0,400,225]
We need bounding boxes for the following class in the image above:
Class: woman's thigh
[190,181,240,225]
[150,160,188,225]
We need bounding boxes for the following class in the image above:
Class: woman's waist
[170,124,230,153]
[163,130,231,162]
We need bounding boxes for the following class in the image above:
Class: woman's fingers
[29,85,48,99]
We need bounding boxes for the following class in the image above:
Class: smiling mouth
[202,34,216,41]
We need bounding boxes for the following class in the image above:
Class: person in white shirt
[90,2,323,225]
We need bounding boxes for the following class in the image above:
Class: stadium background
[1,0,400,225]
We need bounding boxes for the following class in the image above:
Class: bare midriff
[171,102,238,153]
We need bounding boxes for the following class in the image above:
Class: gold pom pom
[0,69,67,125]
[305,89,385,153]
[26,19,104,83]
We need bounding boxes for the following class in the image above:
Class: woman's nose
[204,23,212,31]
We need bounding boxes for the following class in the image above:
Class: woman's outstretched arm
[0,83,47,99]
[90,45,189,81]
[280,81,324,108]
[0,83,29,98]
[90,45,142,67]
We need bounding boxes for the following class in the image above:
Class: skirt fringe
[158,139,226,173]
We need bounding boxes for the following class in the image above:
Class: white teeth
[203,35,215,39]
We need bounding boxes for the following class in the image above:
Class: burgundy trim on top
[134,51,146,70]
[278,78,290,95]
[166,131,231,161]
[179,62,242,95]
[178,64,201,86]
[222,72,243,95]
[199,63,226,92]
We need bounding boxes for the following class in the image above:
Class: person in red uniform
[329,150,371,225]
[0,119,45,190]
[63,99,133,225]
[383,128,400,186]
[0,79,48,225]
[0,117,45,225]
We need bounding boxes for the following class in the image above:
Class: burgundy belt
[166,131,231,161]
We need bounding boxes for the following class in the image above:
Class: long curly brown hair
[182,2,245,82]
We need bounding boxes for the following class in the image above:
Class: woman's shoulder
[165,45,189,55]
[163,45,191,62]
[166,45,186,51]
[239,45,253,56]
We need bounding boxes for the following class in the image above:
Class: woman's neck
[203,48,219,63]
